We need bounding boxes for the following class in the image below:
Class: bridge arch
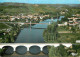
[2,45,12,48]
[1,45,16,52]
[62,43,72,48]
[29,45,41,54]
[29,45,41,50]
[42,45,51,55]
[15,45,27,55]
[2,46,14,55]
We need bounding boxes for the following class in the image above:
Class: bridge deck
[0,43,72,51]
[0,22,49,24]
[0,43,72,44]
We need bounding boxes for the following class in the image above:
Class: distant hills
[0,2,80,7]
[0,2,80,15]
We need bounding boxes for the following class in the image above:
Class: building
[58,22,68,26]
[60,11,66,15]
[68,17,80,26]
[10,16,15,21]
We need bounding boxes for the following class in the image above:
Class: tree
[71,26,76,33]
[49,46,61,57]
[43,22,59,42]
[58,45,68,57]
[49,45,68,57]
[72,44,80,52]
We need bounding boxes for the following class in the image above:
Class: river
[2,16,64,57]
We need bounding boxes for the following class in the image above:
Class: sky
[0,0,80,4]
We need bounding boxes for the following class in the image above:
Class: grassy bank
[0,23,9,29]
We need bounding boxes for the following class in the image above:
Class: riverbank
[0,24,22,56]
[14,29,21,42]
[2,51,48,56]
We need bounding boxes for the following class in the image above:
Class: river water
[2,16,64,57]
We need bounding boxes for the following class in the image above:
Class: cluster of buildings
[0,14,50,22]
[68,14,80,26]
[58,14,80,28]
[26,14,49,22]
[60,9,68,15]
[58,22,68,27]
[6,14,50,22]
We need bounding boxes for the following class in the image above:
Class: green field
[0,23,9,29]
[57,33,80,43]
[58,26,69,31]
[47,33,80,43]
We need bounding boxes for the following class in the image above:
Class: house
[58,22,68,26]
[60,11,66,15]
[10,16,15,21]
[26,19,28,22]
[68,17,80,26]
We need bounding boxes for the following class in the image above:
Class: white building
[58,22,68,26]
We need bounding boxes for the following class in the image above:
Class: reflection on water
[29,46,41,54]
[4,46,48,55]
[16,46,27,55]
[43,46,48,55]
[15,28,44,43]
[4,47,14,55]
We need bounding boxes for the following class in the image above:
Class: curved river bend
[3,16,64,57]
[15,16,64,43]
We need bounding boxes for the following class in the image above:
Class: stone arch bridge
[0,43,72,51]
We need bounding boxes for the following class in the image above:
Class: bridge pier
[53,44,60,47]
[25,45,31,51]
[62,43,72,47]
[30,21,31,30]
[0,46,3,49]
[27,47,30,51]
[40,47,43,51]
[13,47,16,51]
